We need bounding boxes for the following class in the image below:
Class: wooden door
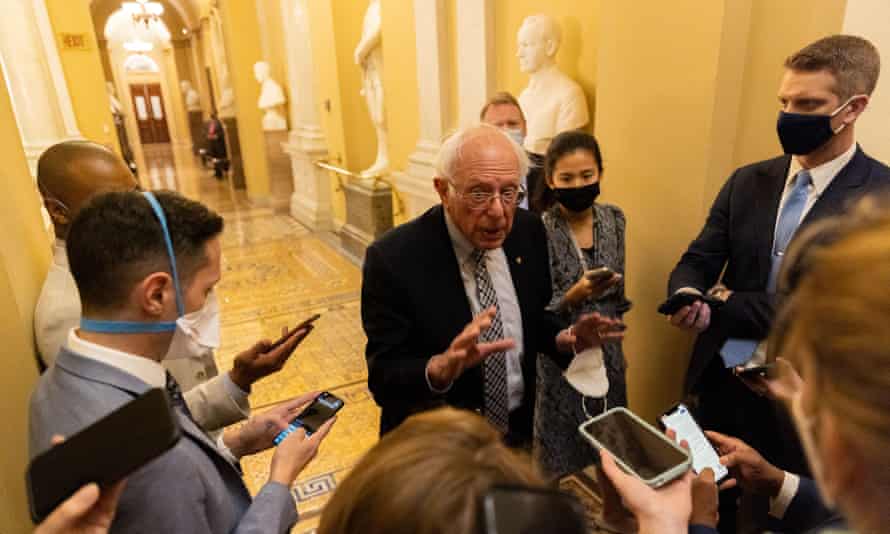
[130,83,171,144]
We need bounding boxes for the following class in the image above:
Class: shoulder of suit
[368,205,441,256]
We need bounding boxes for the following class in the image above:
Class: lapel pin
[516,256,523,264]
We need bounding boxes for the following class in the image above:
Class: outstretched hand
[426,307,515,391]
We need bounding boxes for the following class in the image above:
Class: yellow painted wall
[219,0,272,200]
[594,1,735,422]
[494,0,598,131]
[173,40,194,88]
[732,0,847,170]
[44,0,119,151]
[0,66,50,534]
[380,0,419,174]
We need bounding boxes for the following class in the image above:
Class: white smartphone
[660,403,729,483]
[579,407,691,488]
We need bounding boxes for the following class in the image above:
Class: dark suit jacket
[669,146,890,391]
[29,348,297,534]
[362,205,569,436]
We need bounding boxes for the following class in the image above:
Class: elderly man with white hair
[361,124,623,445]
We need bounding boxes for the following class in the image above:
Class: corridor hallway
[143,144,379,532]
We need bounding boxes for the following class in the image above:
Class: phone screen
[481,487,586,534]
[581,409,688,480]
[661,404,728,481]
[273,392,343,445]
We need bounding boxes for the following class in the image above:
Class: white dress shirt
[34,240,81,366]
[769,471,801,519]
[439,213,526,411]
[774,142,857,239]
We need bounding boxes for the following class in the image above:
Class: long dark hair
[534,130,604,212]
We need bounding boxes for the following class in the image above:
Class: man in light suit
[30,190,334,533]
[34,141,306,433]
[667,36,890,531]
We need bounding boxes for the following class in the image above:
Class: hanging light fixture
[122,0,164,27]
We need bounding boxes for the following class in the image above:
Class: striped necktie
[471,249,510,434]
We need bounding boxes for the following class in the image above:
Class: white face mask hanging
[164,290,221,360]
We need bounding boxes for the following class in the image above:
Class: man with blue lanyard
[30,190,334,533]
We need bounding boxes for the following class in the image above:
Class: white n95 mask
[564,346,609,398]
[165,291,221,360]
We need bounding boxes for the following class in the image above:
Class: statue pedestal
[283,126,333,231]
[188,111,203,156]
[339,180,393,261]
[263,130,293,213]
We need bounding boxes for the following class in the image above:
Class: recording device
[735,363,775,378]
[657,292,724,316]
[585,266,620,284]
[480,485,587,534]
[579,407,691,488]
[660,403,728,483]
[268,313,321,351]
[273,391,344,445]
[26,389,181,523]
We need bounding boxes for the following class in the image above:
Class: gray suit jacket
[29,348,298,534]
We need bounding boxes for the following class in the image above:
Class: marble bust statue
[180,80,201,112]
[254,61,288,132]
[516,14,589,155]
[106,81,123,114]
[354,0,388,178]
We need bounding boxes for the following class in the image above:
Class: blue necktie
[768,170,812,292]
[720,170,812,367]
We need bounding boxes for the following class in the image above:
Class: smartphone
[660,403,728,483]
[26,388,181,523]
[273,391,344,445]
[579,407,691,488]
[735,363,775,378]
[657,292,723,315]
[268,313,321,351]
[585,266,618,284]
[479,485,587,534]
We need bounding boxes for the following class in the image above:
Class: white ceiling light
[122,0,164,27]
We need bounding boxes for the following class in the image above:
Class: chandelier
[122,0,164,27]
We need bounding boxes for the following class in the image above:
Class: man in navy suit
[667,35,890,531]
[362,124,623,444]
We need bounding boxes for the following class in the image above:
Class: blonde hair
[316,408,545,534]
[777,196,890,464]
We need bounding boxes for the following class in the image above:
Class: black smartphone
[273,391,344,445]
[268,313,321,351]
[658,292,723,315]
[660,403,729,483]
[735,363,775,378]
[479,485,587,534]
[26,388,181,523]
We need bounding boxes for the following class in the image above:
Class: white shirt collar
[53,239,68,269]
[444,209,479,266]
[788,142,857,195]
[67,329,167,388]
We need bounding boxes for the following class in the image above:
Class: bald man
[33,141,310,434]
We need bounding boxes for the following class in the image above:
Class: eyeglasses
[448,180,526,211]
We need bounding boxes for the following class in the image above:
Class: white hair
[521,14,562,50]
[434,123,530,186]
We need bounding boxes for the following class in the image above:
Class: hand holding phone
[658,292,724,316]
[268,314,321,351]
[585,266,620,285]
[273,391,344,445]
[230,314,321,390]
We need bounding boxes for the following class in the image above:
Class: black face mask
[554,183,600,213]
[775,96,857,155]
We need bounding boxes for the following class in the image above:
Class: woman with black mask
[533,130,631,479]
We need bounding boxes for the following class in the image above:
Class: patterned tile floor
[143,145,379,533]
[143,144,617,533]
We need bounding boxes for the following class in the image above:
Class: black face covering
[554,183,600,213]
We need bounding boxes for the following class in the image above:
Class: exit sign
[59,33,90,51]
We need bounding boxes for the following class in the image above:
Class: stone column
[456,0,495,126]
[0,0,81,175]
[280,0,333,230]
[393,0,453,218]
